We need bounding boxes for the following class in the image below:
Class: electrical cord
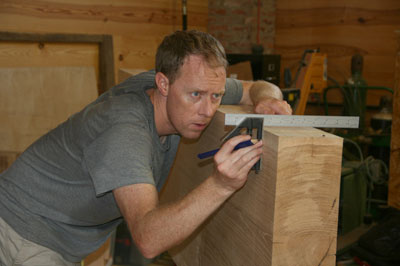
[343,138,389,186]
[343,138,389,222]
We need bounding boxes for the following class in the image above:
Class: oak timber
[160,105,343,266]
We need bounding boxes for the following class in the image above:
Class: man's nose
[199,98,215,117]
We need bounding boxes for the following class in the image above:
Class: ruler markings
[225,114,359,128]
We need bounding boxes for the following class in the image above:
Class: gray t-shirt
[0,70,243,262]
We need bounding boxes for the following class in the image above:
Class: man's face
[166,55,226,139]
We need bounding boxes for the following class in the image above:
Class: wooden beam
[160,105,343,265]
[0,31,115,94]
[389,31,400,209]
[99,34,115,94]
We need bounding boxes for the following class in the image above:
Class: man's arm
[113,134,262,259]
[239,80,292,115]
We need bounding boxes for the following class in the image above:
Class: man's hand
[254,96,292,115]
[240,80,292,115]
[211,134,263,193]
[114,136,262,259]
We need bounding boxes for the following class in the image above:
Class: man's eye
[191,92,200,97]
[213,93,222,99]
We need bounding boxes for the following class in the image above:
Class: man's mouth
[193,122,208,130]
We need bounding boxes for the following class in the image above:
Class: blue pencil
[197,139,254,159]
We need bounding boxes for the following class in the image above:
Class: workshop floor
[113,252,175,266]
[148,253,176,266]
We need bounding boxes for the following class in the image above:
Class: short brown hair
[155,30,227,84]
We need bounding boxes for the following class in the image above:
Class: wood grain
[0,31,115,94]
[0,0,208,75]
[0,0,183,26]
[389,31,400,209]
[160,105,343,265]
[0,151,19,173]
[0,42,99,79]
[118,68,149,83]
[0,67,98,152]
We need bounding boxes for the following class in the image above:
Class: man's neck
[146,88,173,137]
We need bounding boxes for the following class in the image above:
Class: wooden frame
[0,31,115,94]
[0,32,115,265]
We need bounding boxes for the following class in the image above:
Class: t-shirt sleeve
[221,77,243,105]
[83,123,155,196]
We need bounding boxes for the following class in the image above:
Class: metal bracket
[223,117,264,173]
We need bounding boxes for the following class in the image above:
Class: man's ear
[155,72,170,97]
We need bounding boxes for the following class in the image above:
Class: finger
[215,138,261,174]
[216,134,251,159]
[282,101,293,114]
[229,149,262,177]
[239,154,262,175]
[214,140,262,182]
[229,140,263,167]
[272,101,292,115]
[255,104,275,114]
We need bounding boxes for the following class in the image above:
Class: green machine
[339,139,389,235]
[323,55,393,235]
[339,161,367,235]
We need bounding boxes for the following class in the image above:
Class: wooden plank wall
[0,1,206,264]
[0,0,207,84]
[388,31,400,209]
[0,67,98,152]
[275,0,400,109]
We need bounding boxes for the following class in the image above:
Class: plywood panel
[275,1,400,109]
[0,42,98,67]
[0,151,19,173]
[0,42,99,83]
[160,106,343,265]
[0,66,98,152]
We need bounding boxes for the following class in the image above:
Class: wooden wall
[275,0,400,109]
[388,31,400,209]
[0,1,207,264]
[0,0,207,85]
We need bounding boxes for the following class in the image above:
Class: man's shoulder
[105,92,152,122]
[222,77,243,105]
[111,70,156,96]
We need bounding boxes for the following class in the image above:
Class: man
[0,30,291,265]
